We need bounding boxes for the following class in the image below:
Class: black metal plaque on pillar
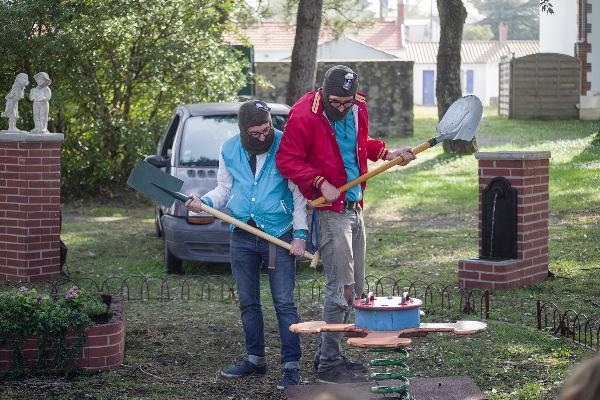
[481,177,517,260]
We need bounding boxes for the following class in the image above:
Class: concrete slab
[285,376,487,400]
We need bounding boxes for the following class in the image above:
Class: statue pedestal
[285,376,486,400]
[0,131,64,282]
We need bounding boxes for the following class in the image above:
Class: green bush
[0,285,110,377]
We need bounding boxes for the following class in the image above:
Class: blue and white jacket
[201,129,308,240]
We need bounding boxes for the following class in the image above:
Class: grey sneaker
[276,368,300,390]
[317,366,368,384]
[220,359,267,378]
[313,355,367,372]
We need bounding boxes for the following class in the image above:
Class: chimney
[397,0,405,26]
[499,22,508,43]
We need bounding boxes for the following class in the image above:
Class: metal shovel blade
[126,160,187,208]
[436,95,483,142]
[308,94,484,208]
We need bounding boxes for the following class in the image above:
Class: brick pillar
[0,132,64,282]
[575,0,592,95]
[458,151,551,289]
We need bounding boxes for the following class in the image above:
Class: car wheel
[164,242,183,274]
[154,209,163,238]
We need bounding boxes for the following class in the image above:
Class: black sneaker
[317,366,368,384]
[341,355,367,372]
[276,368,300,390]
[220,359,267,378]
[313,355,367,372]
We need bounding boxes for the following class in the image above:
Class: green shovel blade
[127,160,189,208]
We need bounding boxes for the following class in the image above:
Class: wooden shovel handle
[196,200,316,261]
[309,141,432,207]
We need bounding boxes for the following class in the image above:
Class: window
[178,113,289,167]
[179,115,239,167]
[465,70,474,94]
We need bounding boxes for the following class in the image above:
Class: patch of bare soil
[2,300,363,400]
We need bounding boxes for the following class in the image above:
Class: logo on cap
[342,73,354,90]
[254,100,271,112]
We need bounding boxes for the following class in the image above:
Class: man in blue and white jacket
[185,100,307,390]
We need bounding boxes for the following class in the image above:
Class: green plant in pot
[0,285,112,377]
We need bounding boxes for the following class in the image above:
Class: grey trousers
[316,208,366,371]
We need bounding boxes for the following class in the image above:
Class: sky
[370,0,485,23]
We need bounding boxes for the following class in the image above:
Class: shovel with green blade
[127,159,319,266]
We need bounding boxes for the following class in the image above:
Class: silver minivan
[146,102,290,273]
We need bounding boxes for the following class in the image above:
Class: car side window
[160,114,181,163]
[271,114,288,131]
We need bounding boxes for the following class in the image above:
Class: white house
[540,0,598,96]
[315,37,398,60]
[404,18,440,42]
[226,1,547,107]
[406,38,539,106]
[228,5,406,62]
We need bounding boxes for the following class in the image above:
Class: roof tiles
[224,21,404,51]
[404,40,540,64]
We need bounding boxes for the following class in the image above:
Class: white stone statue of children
[29,72,52,134]
[1,73,29,132]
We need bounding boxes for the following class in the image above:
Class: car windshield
[178,113,288,167]
[179,115,239,167]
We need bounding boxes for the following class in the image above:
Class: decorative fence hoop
[364,275,490,320]
[537,300,600,350]
[1,275,490,320]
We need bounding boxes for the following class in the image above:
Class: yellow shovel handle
[198,202,318,263]
[309,141,431,208]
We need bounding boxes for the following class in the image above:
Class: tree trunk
[436,0,478,154]
[286,0,323,106]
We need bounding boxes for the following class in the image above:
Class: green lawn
[2,107,599,400]
[364,109,599,400]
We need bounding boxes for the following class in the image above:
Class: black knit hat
[322,65,358,121]
[322,65,358,99]
[238,100,274,155]
[237,100,271,134]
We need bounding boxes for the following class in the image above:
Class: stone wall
[255,60,414,137]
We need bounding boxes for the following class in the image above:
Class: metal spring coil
[368,347,412,400]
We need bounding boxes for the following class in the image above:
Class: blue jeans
[230,229,301,369]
